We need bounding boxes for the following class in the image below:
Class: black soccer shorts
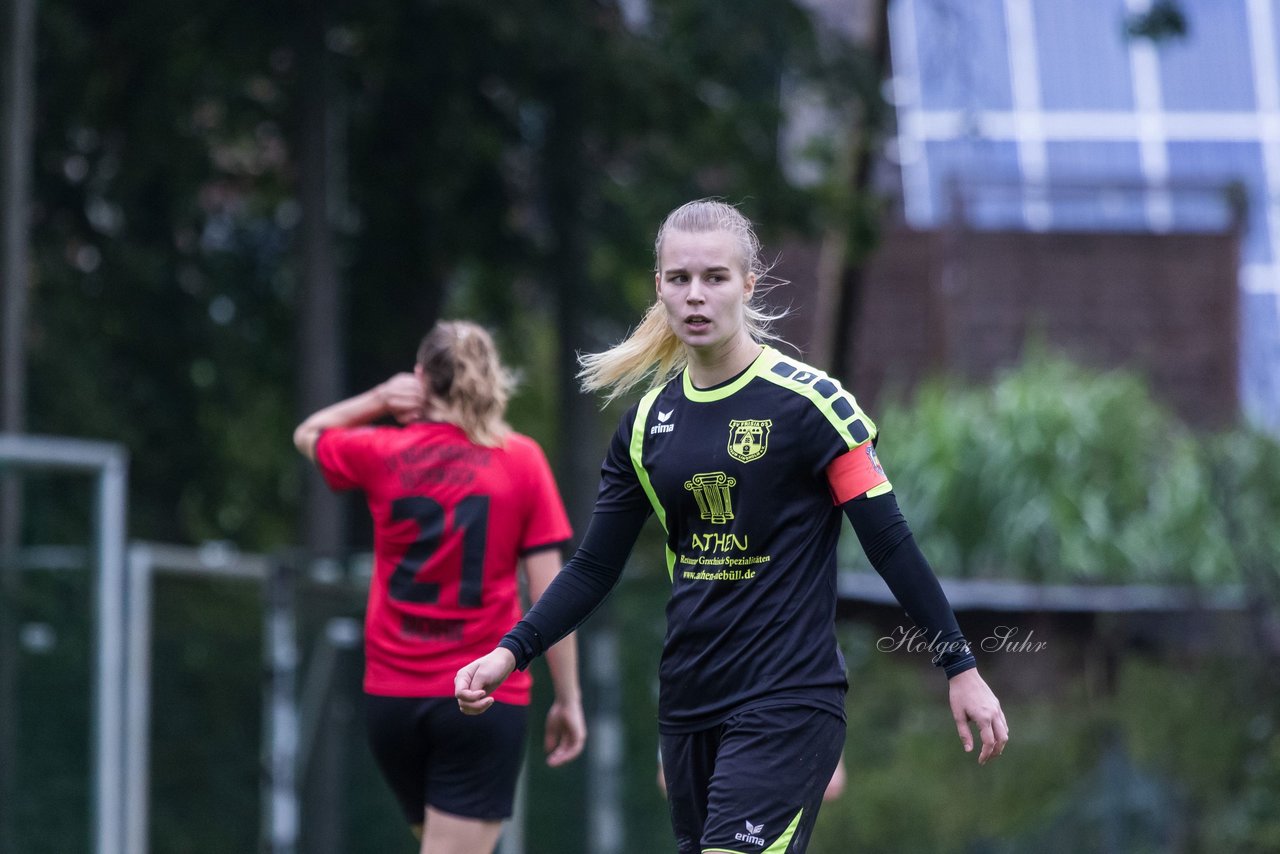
[660,705,845,853]
[364,694,528,824]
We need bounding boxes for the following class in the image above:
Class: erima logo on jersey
[650,410,675,435]
[735,820,765,846]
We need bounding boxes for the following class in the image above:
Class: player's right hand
[455,647,517,715]
[380,372,427,424]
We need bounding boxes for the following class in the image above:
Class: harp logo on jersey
[727,419,771,463]
[684,472,737,524]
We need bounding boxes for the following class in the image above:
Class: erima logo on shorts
[735,820,765,846]
[650,409,675,435]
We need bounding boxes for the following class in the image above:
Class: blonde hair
[578,199,788,404]
[416,320,514,447]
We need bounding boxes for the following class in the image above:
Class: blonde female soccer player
[456,200,1007,853]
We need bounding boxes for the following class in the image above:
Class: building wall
[773,225,1241,430]
[884,0,1279,430]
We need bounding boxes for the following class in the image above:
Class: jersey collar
[681,346,777,402]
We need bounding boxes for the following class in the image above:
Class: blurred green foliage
[10,570,262,852]
[10,354,1280,852]
[799,624,1280,854]
[11,571,92,854]
[612,569,1280,854]
[25,0,881,552]
[850,352,1280,589]
[17,0,890,849]
[12,0,1280,850]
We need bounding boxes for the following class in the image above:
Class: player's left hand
[543,699,587,767]
[948,667,1008,765]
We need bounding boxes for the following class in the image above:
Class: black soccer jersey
[595,346,892,732]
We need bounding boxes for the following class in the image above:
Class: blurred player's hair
[417,320,514,446]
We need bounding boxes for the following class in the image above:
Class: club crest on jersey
[684,472,737,524]
[727,419,771,463]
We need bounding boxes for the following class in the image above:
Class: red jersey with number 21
[316,422,572,704]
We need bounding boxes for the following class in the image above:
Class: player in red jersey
[293,320,585,854]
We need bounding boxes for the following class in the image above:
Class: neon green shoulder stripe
[756,348,893,497]
[629,387,677,580]
[629,387,666,528]
[757,347,877,447]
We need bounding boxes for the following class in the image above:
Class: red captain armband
[826,443,889,504]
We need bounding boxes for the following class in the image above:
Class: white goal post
[0,433,128,854]
[2,434,528,854]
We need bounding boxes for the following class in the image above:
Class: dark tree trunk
[295,0,347,561]
[827,0,892,380]
[0,0,35,849]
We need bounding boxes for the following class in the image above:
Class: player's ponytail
[417,321,513,447]
[578,198,789,405]
[577,300,685,405]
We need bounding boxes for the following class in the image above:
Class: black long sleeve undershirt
[500,491,976,679]
[499,503,651,670]
[843,492,977,678]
